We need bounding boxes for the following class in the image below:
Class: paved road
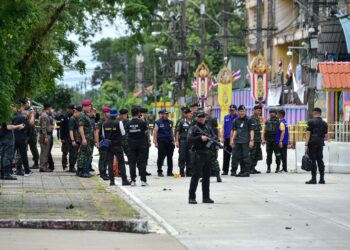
[110,146,350,250]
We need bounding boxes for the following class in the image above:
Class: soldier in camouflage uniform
[205,106,222,183]
[175,107,192,177]
[262,109,281,173]
[68,106,81,172]
[95,106,110,180]
[77,100,94,178]
[250,105,263,174]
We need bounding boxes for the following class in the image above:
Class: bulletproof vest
[156,119,173,141]
[179,119,191,139]
[265,118,279,141]
[104,118,122,145]
[191,124,212,151]
[310,117,327,145]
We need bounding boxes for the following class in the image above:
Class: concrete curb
[0,219,148,233]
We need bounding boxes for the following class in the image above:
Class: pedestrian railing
[287,121,350,148]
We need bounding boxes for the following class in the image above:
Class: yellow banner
[218,83,232,107]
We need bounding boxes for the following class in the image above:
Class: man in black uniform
[188,111,215,204]
[305,107,328,184]
[140,108,152,176]
[102,108,130,186]
[125,107,149,186]
[60,105,75,171]
[175,107,192,177]
[119,108,129,161]
[230,105,255,177]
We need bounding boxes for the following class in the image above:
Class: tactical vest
[265,118,279,142]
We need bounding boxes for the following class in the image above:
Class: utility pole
[200,0,206,61]
[153,55,157,114]
[256,0,263,54]
[178,0,187,107]
[307,0,319,120]
[267,0,274,74]
[124,53,129,96]
[223,0,228,62]
[140,45,145,106]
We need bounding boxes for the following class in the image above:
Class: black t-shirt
[12,111,29,140]
[232,116,255,144]
[126,118,147,143]
[307,117,328,146]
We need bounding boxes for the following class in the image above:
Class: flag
[232,69,241,81]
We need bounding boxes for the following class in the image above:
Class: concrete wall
[295,141,350,173]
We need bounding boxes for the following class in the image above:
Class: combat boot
[100,174,109,181]
[31,162,39,169]
[266,165,271,173]
[216,172,222,182]
[275,166,280,173]
[68,166,77,173]
[203,198,214,204]
[319,172,325,184]
[180,168,185,177]
[305,178,317,184]
[188,199,197,204]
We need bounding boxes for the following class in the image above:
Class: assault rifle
[194,125,232,155]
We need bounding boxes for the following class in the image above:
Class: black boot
[305,178,317,184]
[189,198,197,204]
[31,162,39,169]
[68,166,77,173]
[319,172,325,184]
[180,168,185,177]
[203,198,214,204]
[266,166,271,173]
[275,166,280,173]
[216,172,222,182]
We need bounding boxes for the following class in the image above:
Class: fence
[288,122,350,148]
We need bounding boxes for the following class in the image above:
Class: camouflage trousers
[209,149,220,175]
[98,149,108,175]
[77,141,93,174]
[250,142,263,168]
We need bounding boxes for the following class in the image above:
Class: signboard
[249,54,270,104]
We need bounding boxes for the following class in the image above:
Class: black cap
[238,105,245,111]
[196,111,206,117]
[44,102,51,109]
[277,109,285,117]
[181,106,187,112]
[313,107,322,113]
[183,107,191,113]
[140,108,148,113]
[18,98,28,105]
[75,106,82,112]
[119,109,128,115]
[269,109,277,114]
[254,105,262,110]
[190,103,199,108]
[229,104,237,110]
[68,104,76,110]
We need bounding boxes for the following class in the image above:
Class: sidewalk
[0,144,142,232]
[109,145,350,250]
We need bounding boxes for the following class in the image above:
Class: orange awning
[319,62,350,90]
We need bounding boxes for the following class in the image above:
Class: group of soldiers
[0,98,329,203]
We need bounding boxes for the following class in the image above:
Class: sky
[60,19,128,90]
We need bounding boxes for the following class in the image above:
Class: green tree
[0,0,160,123]
[35,85,74,111]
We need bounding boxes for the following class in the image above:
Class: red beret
[82,99,92,106]
[102,106,111,113]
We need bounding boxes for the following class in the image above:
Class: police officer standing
[60,105,75,171]
[39,103,53,173]
[125,107,149,186]
[205,106,222,182]
[140,108,152,176]
[221,105,238,175]
[0,116,25,180]
[153,110,175,177]
[175,107,192,177]
[276,110,289,173]
[77,100,94,178]
[250,105,263,174]
[305,108,328,184]
[95,106,110,180]
[68,106,82,173]
[230,105,255,177]
[188,111,215,204]
[262,109,281,173]
[102,108,130,186]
